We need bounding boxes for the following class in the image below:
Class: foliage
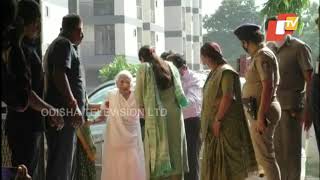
[203,0,261,67]
[299,2,319,66]
[99,55,139,82]
[260,0,311,33]
[203,0,260,32]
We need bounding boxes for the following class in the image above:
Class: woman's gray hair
[115,70,133,82]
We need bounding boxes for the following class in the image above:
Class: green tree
[300,2,319,66]
[99,55,139,82]
[203,0,261,67]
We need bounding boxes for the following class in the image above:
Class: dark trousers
[46,124,77,180]
[184,117,201,180]
[7,131,42,179]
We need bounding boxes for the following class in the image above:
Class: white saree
[100,90,146,180]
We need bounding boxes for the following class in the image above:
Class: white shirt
[181,69,202,119]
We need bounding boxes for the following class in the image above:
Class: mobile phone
[1,167,18,180]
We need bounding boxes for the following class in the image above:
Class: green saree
[135,61,189,178]
[200,64,258,180]
[75,126,96,180]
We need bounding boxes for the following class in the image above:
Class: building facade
[164,0,203,70]
[79,0,165,66]
[79,0,165,89]
[41,0,69,55]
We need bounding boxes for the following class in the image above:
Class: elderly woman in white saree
[91,70,146,180]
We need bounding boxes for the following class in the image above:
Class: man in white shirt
[166,53,202,180]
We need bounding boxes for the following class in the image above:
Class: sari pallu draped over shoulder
[135,61,188,178]
[200,64,258,180]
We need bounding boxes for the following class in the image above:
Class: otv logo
[266,13,299,41]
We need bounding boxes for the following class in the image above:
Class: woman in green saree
[200,42,258,180]
[74,102,101,180]
[135,46,189,180]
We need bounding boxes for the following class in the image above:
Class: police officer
[265,17,313,180]
[234,24,281,180]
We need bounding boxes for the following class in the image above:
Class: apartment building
[78,0,165,88]
[79,0,165,66]
[164,0,203,70]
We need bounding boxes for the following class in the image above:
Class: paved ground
[246,124,320,180]
[92,123,319,180]
[2,98,319,179]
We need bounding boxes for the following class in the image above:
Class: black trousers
[184,117,201,180]
[46,124,77,180]
[7,131,42,179]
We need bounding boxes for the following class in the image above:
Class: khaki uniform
[242,45,281,180]
[268,35,313,180]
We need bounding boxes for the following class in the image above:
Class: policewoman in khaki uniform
[234,24,281,180]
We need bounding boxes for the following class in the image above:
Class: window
[150,0,155,23]
[137,0,142,20]
[151,11,155,23]
[45,6,49,17]
[137,28,142,49]
[150,0,155,10]
[95,25,115,55]
[151,31,156,47]
[94,0,114,16]
[182,7,186,30]
[182,37,186,56]
[137,6,142,19]
[199,15,202,36]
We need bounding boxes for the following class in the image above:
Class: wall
[165,37,183,54]
[192,41,201,69]
[155,0,164,27]
[41,0,69,54]
[155,32,165,54]
[164,6,182,30]
[124,24,139,57]
[123,0,138,19]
